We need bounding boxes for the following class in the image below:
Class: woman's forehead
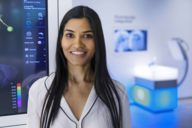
[64,18,92,32]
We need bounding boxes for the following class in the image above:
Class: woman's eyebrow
[82,30,93,33]
[64,29,74,33]
[64,29,93,33]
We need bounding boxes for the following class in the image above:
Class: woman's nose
[73,36,84,48]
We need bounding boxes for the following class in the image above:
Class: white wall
[49,0,72,73]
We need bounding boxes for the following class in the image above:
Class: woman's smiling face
[61,18,95,67]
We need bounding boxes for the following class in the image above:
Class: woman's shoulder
[112,80,127,97]
[29,73,55,98]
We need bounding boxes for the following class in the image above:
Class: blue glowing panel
[131,85,177,112]
[131,85,151,107]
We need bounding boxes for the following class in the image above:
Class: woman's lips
[70,51,87,56]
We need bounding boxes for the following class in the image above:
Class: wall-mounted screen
[114,30,147,52]
[0,0,48,117]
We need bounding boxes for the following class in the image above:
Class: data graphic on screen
[0,0,48,116]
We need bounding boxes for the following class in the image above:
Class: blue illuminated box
[132,65,178,112]
[131,77,178,112]
[131,84,177,112]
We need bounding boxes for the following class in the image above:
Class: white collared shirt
[27,74,131,128]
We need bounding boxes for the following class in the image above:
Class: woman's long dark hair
[40,5,122,128]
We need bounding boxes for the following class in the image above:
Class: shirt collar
[60,86,98,123]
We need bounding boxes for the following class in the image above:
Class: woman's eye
[83,34,93,39]
[65,33,74,38]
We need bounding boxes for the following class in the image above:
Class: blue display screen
[114,29,147,52]
[0,0,48,116]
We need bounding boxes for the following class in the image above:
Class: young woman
[27,5,131,128]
